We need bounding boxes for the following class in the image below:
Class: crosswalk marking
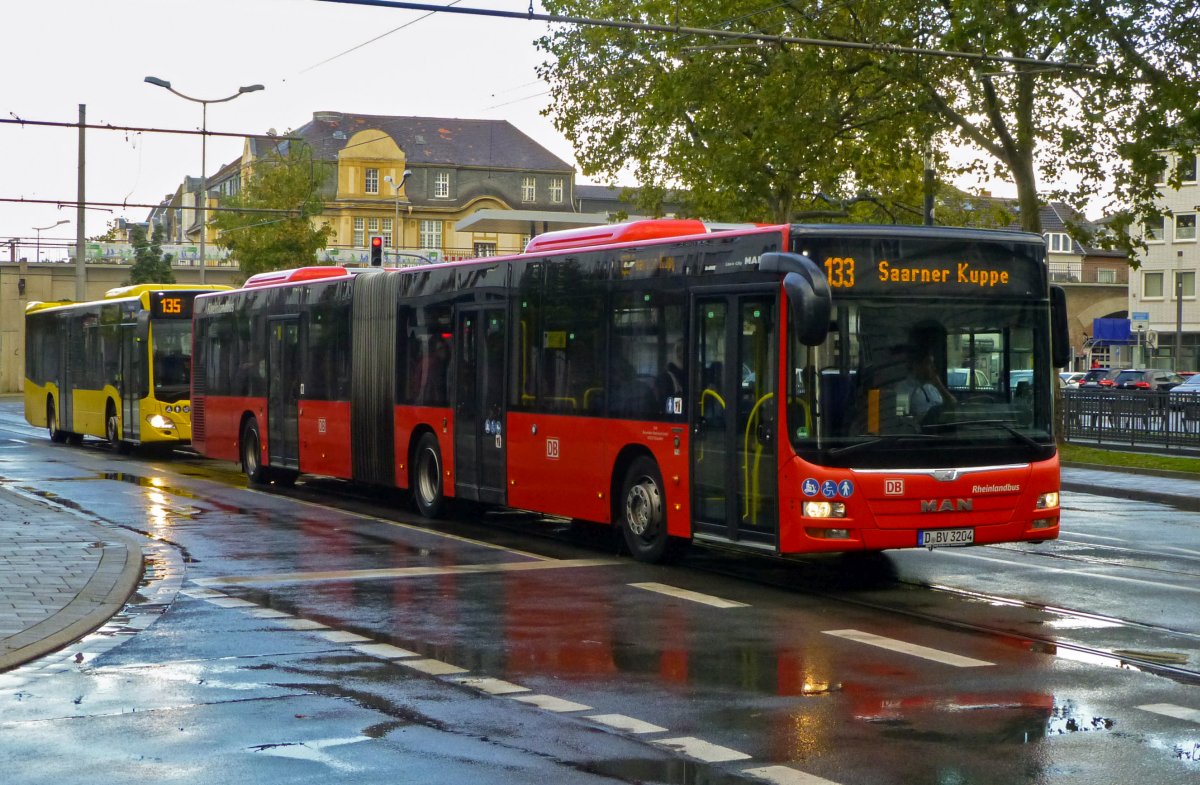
[653,737,752,763]
[1138,703,1200,724]
[744,765,843,785]
[629,582,749,609]
[585,714,667,734]
[823,629,993,667]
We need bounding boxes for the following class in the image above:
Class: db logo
[884,478,904,496]
[546,438,560,460]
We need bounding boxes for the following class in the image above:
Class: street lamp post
[33,219,69,262]
[144,76,264,283]
[383,170,412,262]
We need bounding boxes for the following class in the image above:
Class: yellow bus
[24,284,230,451]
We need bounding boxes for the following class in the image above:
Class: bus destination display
[800,237,1045,298]
[150,291,196,319]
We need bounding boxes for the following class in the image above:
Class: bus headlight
[803,501,846,519]
[1035,491,1059,510]
[147,414,177,431]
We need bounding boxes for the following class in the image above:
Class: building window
[548,177,564,204]
[365,168,379,194]
[1178,154,1198,184]
[368,218,379,234]
[1145,214,1166,242]
[1097,268,1117,284]
[521,176,536,203]
[382,218,393,248]
[1045,232,1071,253]
[1177,270,1196,299]
[434,172,450,198]
[1144,271,1164,299]
[520,234,532,251]
[419,220,442,249]
[353,217,365,248]
[473,242,497,257]
[1175,213,1197,242]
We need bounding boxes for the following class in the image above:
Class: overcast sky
[3,0,573,258]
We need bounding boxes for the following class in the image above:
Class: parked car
[1168,374,1200,412]
[1109,368,1184,391]
[947,367,990,389]
[1060,371,1086,387]
[1077,367,1119,388]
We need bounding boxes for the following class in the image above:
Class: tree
[128,223,175,284]
[537,1,935,224]
[537,1,1200,245]
[211,139,332,280]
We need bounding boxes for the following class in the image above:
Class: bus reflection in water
[191,220,1070,562]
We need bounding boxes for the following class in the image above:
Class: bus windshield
[789,298,1056,469]
[151,320,193,402]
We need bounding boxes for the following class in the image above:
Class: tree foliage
[211,140,332,280]
[537,1,1200,245]
[127,223,175,284]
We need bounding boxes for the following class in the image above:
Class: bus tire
[412,432,446,519]
[47,399,67,444]
[106,403,131,454]
[619,456,671,563]
[241,418,270,485]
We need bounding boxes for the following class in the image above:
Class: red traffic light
[371,236,383,248]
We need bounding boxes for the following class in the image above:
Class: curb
[0,490,144,672]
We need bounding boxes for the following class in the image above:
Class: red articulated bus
[192,220,1069,561]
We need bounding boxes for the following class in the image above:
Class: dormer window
[1044,232,1072,253]
[365,168,379,194]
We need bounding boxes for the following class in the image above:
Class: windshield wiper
[827,433,938,457]
[924,418,1044,448]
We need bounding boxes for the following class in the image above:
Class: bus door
[691,293,779,547]
[453,307,507,505]
[119,322,140,441]
[267,316,301,470]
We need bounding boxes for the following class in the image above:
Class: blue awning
[1092,317,1132,346]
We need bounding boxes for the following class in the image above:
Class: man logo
[884,479,904,495]
[921,498,973,513]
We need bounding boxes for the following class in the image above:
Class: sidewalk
[0,463,1197,674]
[0,482,143,672]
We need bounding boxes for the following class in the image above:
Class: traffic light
[370,235,383,266]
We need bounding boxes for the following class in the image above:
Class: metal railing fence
[1062,389,1200,454]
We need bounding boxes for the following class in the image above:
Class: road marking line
[450,676,530,695]
[247,608,292,619]
[744,765,843,785]
[351,643,420,659]
[316,630,372,644]
[823,629,993,667]
[401,658,469,676]
[180,588,226,599]
[585,714,667,734]
[195,558,621,587]
[629,582,749,609]
[1138,703,1200,724]
[276,618,329,631]
[653,737,752,763]
[509,694,592,712]
[205,597,258,609]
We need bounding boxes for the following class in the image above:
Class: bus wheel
[47,400,67,444]
[620,457,670,563]
[240,419,269,485]
[106,404,131,454]
[412,432,445,519]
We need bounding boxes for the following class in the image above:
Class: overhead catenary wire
[315,0,1096,71]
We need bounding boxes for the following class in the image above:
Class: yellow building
[158,111,589,266]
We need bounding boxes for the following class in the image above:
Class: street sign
[1132,311,1150,322]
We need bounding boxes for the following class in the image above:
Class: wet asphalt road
[1,402,1199,784]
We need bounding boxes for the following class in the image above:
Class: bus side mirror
[761,252,832,347]
[1050,285,1070,368]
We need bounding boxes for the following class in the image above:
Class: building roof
[291,111,575,173]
